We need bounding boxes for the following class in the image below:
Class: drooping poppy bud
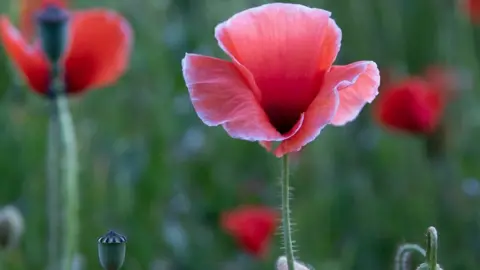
[276,256,312,270]
[36,3,69,64]
[97,230,127,270]
[0,205,24,250]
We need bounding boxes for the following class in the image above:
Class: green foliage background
[1,0,480,269]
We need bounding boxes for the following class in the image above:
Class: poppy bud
[276,256,312,270]
[36,4,69,64]
[98,230,127,270]
[0,205,24,250]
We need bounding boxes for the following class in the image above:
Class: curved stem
[281,155,295,270]
[426,227,438,270]
[50,64,79,270]
[394,243,426,270]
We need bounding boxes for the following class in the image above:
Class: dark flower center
[263,107,302,134]
[257,72,325,135]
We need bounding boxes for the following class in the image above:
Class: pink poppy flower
[182,3,380,157]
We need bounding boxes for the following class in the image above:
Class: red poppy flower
[374,77,446,134]
[182,3,380,157]
[0,0,132,96]
[221,205,278,258]
[462,0,480,24]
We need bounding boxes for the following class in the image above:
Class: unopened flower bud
[276,256,312,270]
[36,4,69,64]
[0,205,24,250]
[98,230,127,270]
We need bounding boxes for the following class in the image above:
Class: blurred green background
[1,0,480,269]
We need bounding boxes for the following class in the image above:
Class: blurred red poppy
[0,0,132,96]
[463,0,480,23]
[221,205,278,258]
[374,67,453,134]
[182,3,380,157]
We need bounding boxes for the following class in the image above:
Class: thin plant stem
[50,64,79,270]
[281,155,295,270]
[46,100,60,270]
[426,227,438,270]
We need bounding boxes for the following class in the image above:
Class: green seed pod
[98,230,127,270]
[36,4,69,65]
[0,205,24,250]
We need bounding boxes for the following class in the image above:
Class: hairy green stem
[50,64,79,270]
[394,244,426,270]
[426,227,438,270]
[281,155,295,270]
[46,102,60,270]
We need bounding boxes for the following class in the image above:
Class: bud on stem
[0,205,24,251]
[36,4,69,65]
[98,230,127,270]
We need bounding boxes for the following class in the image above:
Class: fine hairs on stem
[394,244,426,270]
[50,64,80,270]
[281,155,295,270]
[426,227,438,270]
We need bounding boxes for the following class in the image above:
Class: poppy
[182,3,380,157]
[0,0,132,96]
[221,205,278,258]
[462,0,480,24]
[374,76,446,135]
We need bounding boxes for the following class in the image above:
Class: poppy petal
[464,0,480,23]
[64,9,132,94]
[20,0,42,41]
[275,87,339,157]
[221,206,278,258]
[330,61,380,126]
[0,17,50,94]
[182,53,286,141]
[20,0,69,41]
[214,3,341,97]
[374,79,443,134]
[320,18,342,71]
